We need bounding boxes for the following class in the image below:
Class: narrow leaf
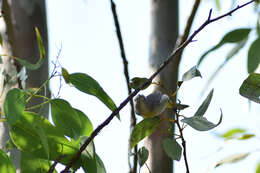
[239,73,260,103]
[220,128,246,139]
[50,99,82,139]
[69,73,119,119]
[163,138,182,161]
[62,68,70,83]
[238,134,255,140]
[198,28,251,66]
[138,147,149,167]
[247,38,260,73]
[130,117,160,148]
[0,149,16,173]
[194,89,214,117]
[4,88,26,126]
[130,77,150,90]
[215,153,249,168]
[182,66,202,81]
[181,109,223,131]
[82,154,106,173]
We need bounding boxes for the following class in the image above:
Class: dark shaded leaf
[247,38,260,73]
[0,149,15,173]
[138,147,149,167]
[194,89,214,117]
[130,77,150,90]
[163,138,182,161]
[239,73,260,103]
[70,73,119,119]
[130,117,160,148]
[198,28,251,66]
[82,154,106,173]
[238,134,255,140]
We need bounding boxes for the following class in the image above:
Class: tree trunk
[142,0,179,173]
[0,0,48,171]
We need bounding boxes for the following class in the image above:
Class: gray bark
[142,0,179,173]
[0,0,48,171]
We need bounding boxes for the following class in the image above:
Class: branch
[110,1,138,172]
[60,1,255,172]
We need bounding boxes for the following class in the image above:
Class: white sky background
[46,0,260,172]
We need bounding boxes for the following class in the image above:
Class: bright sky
[47,0,260,173]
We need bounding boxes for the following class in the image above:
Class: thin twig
[109,1,138,172]
[60,1,255,172]
[175,110,190,173]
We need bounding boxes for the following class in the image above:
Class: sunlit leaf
[0,149,15,173]
[163,138,182,161]
[215,0,221,10]
[4,88,26,126]
[255,161,260,173]
[74,109,93,137]
[220,128,246,139]
[198,28,251,66]
[238,134,255,140]
[215,153,249,168]
[69,73,119,119]
[181,109,223,131]
[138,147,149,167]
[194,89,214,117]
[239,73,260,103]
[130,77,150,90]
[34,123,49,158]
[50,99,82,139]
[130,117,160,148]
[62,68,70,83]
[182,66,202,81]
[247,38,260,73]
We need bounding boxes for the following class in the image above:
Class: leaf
[247,38,260,73]
[215,153,249,168]
[239,73,260,103]
[215,0,221,10]
[80,136,95,158]
[21,152,57,173]
[257,15,260,37]
[181,109,223,131]
[130,117,160,148]
[220,128,246,139]
[198,28,251,66]
[12,27,45,70]
[69,73,119,119]
[182,66,202,81]
[4,88,26,126]
[138,147,149,167]
[129,77,149,90]
[0,149,16,173]
[82,154,106,173]
[62,68,70,83]
[256,161,260,173]
[0,33,3,46]
[163,138,182,161]
[74,109,93,137]
[238,134,255,140]
[50,99,82,139]
[34,123,49,158]
[194,89,214,117]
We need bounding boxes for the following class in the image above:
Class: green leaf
[74,109,93,137]
[34,123,49,158]
[182,66,202,81]
[69,73,119,119]
[0,33,3,46]
[257,15,260,37]
[4,88,26,126]
[215,153,249,168]
[35,27,45,59]
[82,154,106,173]
[129,77,150,90]
[0,149,16,173]
[220,128,246,139]
[163,138,182,161]
[238,134,255,140]
[181,109,223,131]
[239,73,260,103]
[138,147,149,167]
[21,152,57,173]
[247,38,260,73]
[255,161,260,173]
[130,117,160,148]
[215,0,221,10]
[198,28,251,66]
[194,89,214,117]
[50,99,82,139]
[80,136,95,158]
[62,68,70,83]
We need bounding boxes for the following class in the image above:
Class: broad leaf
[21,152,57,173]
[74,109,93,137]
[34,123,49,158]
[220,128,246,139]
[4,88,26,126]
[215,153,249,168]
[239,73,260,103]
[130,117,160,148]
[248,38,260,73]
[182,66,202,81]
[51,99,82,139]
[163,138,182,161]
[82,154,106,173]
[129,77,150,90]
[194,89,214,117]
[181,109,223,131]
[138,147,149,167]
[0,149,15,173]
[69,73,119,119]
[80,136,95,158]
[198,28,251,65]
